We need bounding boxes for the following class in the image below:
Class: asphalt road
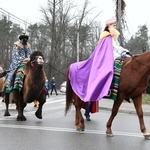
[0,94,150,150]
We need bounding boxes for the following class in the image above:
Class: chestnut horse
[4,51,47,121]
[65,50,150,140]
[0,67,4,93]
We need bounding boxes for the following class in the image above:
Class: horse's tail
[65,68,73,116]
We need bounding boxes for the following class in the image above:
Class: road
[0,94,150,150]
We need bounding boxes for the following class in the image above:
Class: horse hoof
[35,112,42,119]
[76,128,80,131]
[80,127,85,131]
[4,112,11,116]
[106,131,114,137]
[76,127,84,131]
[17,116,26,121]
[144,133,150,140]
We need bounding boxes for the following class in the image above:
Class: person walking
[84,102,92,121]
[50,77,58,96]
[83,101,99,121]
[45,78,50,97]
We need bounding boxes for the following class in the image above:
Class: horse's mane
[30,51,44,61]
[134,50,150,58]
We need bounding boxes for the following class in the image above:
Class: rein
[131,54,150,69]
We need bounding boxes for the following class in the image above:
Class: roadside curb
[100,106,150,116]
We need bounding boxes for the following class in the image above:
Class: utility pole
[117,0,126,46]
[77,20,80,62]
[77,30,79,62]
[117,0,122,31]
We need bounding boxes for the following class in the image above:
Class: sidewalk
[100,98,150,116]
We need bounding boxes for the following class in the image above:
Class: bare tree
[40,0,76,83]
[38,0,102,84]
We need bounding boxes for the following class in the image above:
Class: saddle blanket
[5,64,26,93]
[110,58,123,101]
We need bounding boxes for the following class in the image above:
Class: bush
[142,94,150,104]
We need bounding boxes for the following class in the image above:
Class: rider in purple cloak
[69,17,130,102]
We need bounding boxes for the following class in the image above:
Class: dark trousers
[50,86,58,95]
[84,102,92,118]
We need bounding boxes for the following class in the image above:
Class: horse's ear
[37,51,45,60]
[41,53,45,60]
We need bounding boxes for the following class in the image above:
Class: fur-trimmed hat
[19,33,29,40]
[105,17,116,26]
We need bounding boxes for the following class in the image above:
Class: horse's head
[30,51,44,66]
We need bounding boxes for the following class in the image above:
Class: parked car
[60,81,66,93]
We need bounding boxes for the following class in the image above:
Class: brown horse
[0,67,4,92]
[0,66,4,94]
[65,51,150,140]
[4,51,47,121]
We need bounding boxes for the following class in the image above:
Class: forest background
[0,0,149,92]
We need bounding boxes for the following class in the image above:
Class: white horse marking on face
[37,56,44,65]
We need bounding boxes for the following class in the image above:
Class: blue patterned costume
[5,39,32,91]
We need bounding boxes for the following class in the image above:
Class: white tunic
[112,38,130,60]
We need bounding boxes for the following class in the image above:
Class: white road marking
[46,99,65,104]
[0,123,144,138]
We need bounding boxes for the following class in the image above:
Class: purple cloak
[69,35,114,102]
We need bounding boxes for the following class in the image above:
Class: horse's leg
[16,99,27,121]
[35,102,43,119]
[35,102,45,119]
[132,95,150,140]
[35,91,46,119]
[106,98,123,137]
[4,93,11,116]
[74,97,84,131]
[13,90,27,121]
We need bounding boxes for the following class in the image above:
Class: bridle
[30,56,44,67]
[31,59,36,67]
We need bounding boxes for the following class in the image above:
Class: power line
[0,7,32,30]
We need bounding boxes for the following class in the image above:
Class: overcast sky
[0,0,149,37]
